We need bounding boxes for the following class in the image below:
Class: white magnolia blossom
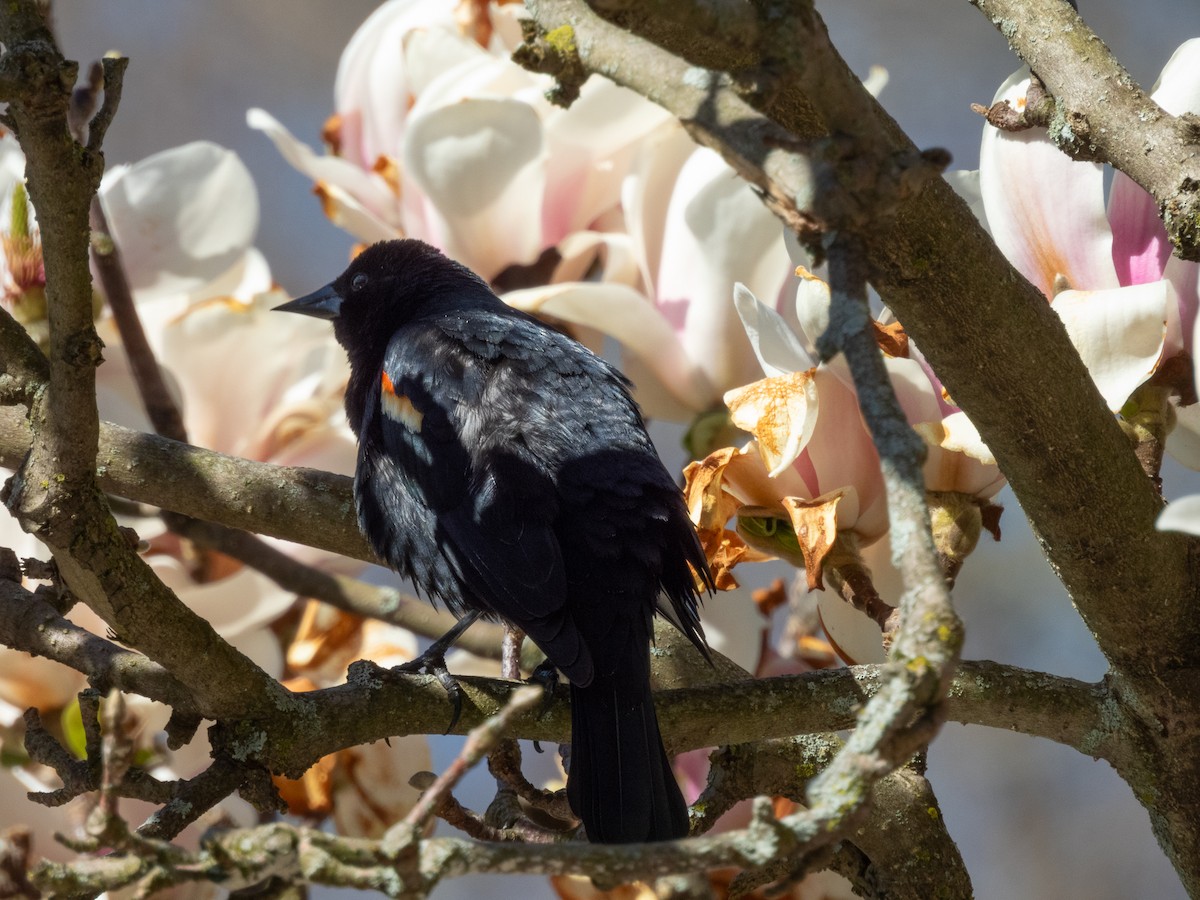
[977,40,1200,461]
[708,279,1002,663]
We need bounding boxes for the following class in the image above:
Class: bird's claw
[526,659,560,719]
[392,650,465,733]
[389,610,481,733]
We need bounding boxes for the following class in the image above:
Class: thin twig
[89,200,188,443]
[401,685,544,832]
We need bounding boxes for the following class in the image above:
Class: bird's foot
[526,659,560,754]
[526,659,560,718]
[390,611,481,732]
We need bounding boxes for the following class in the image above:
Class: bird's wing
[378,323,590,682]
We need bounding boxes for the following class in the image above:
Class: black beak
[274,283,343,320]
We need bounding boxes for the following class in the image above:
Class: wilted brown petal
[871,319,909,358]
[781,492,845,591]
[724,369,818,476]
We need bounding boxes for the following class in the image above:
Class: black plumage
[277,239,711,843]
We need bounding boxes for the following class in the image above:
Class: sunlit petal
[803,369,888,542]
[733,282,814,377]
[652,144,792,392]
[100,142,260,303]
[333,0,463,167]
[1109,173,1171,287]
[247,108,400,241]
[979,69,1118,296]
[1156,494,1200,536]
[403,97,544,278]
[725,370,819,477]
[793,267,833,360]
[915,412,1005,498]
[1051,282,1170,411]
[541,76,671,246]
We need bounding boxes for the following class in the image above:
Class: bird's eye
[351,273,369,291]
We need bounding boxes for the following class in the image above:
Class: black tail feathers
[565,679,688,843]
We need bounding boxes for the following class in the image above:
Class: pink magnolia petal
[697,585,768,674]
[1165,253,1199,358]
[541,77,671,246]
[1111,40,1200,288]
[979,70,1118,296]
[332,734,432,838]
[803,369,888,541]
[885,356,943,429]
[793,267,832,359]
[333,0,459,167]
[718,442,812,509]
[1150,38,1200,115]
[1109,172,1171,287]
[247,108,400,241]
[915,412,1005,498]
[94,342,157,433]
[553,230,641,288]
[1051,282,1170,411]
[816,590,886,665]
[503,281,716,418]
[155,292,342,456]
[653,146,792,392]
[623,122,696,296]
[725,370,819,477]
[814,535,898,665]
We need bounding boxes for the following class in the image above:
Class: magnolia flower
[505,67,886,425]
[250,0,670,282]
[506,123,797,422]
[978,40,1200,462]
[88,141,360,567]
[685,276,1003,661]
[252,0,868,423]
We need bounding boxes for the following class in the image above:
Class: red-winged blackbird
[277,239,711,843]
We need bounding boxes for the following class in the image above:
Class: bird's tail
[566,676,688,843]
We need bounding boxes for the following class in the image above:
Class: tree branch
[0,577,197,719]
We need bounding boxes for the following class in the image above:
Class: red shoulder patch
[381,371,424,432]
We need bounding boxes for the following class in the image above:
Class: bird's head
[275,239,493,363]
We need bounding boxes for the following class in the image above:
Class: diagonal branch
[519,0,1197,678]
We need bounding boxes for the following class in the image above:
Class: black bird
[277,239,712,843]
